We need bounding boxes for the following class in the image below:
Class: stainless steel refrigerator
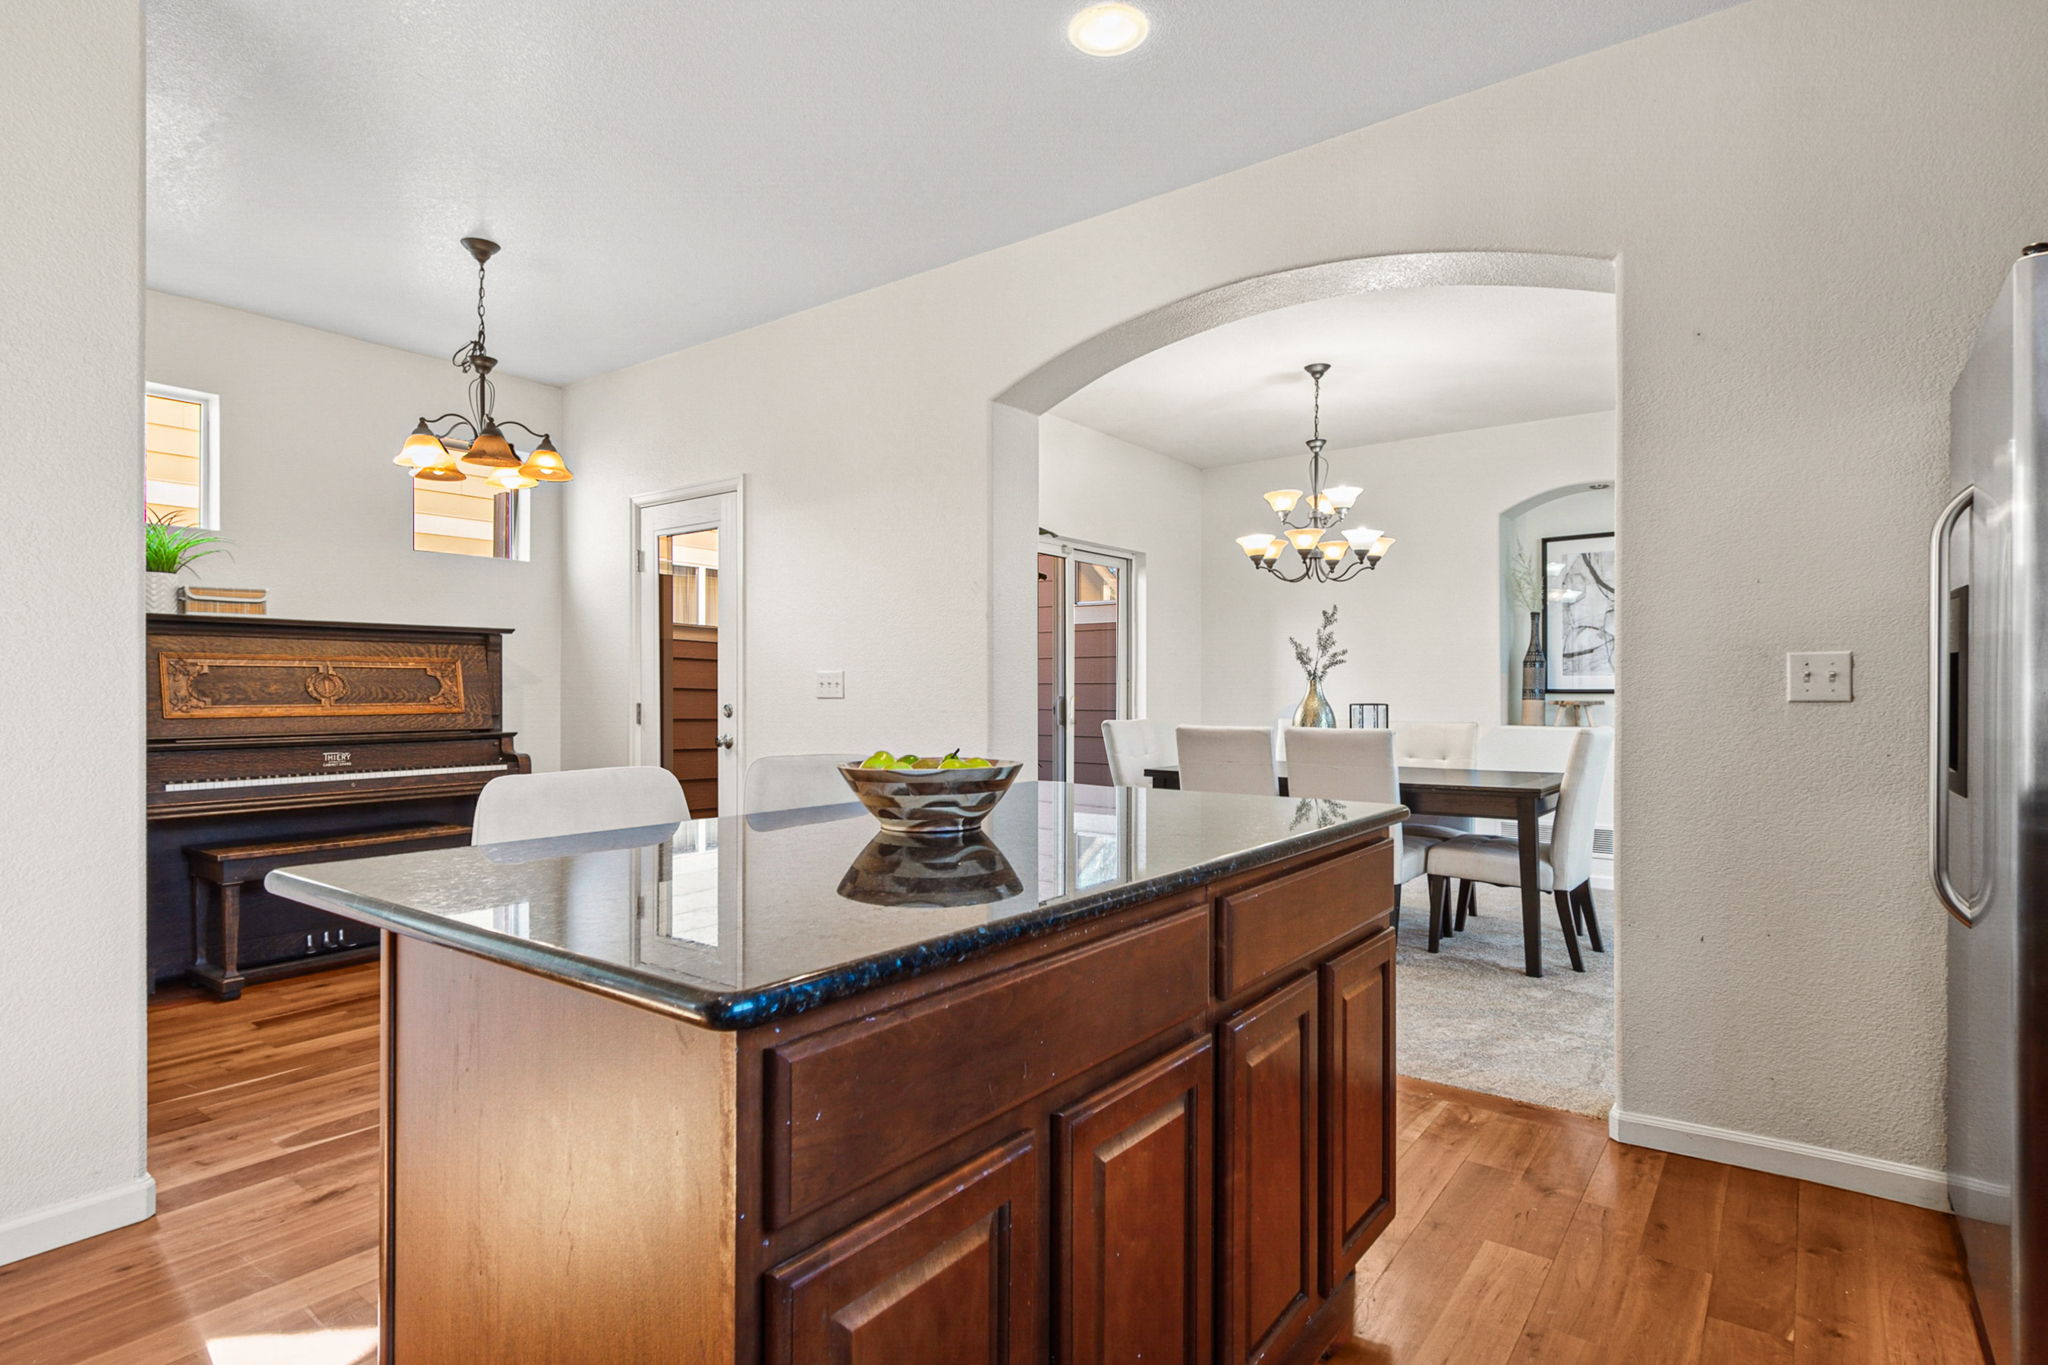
[1939,242,2048,1365]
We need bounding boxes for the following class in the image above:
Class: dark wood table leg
[1516,795,1544,977]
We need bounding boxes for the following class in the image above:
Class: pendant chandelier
[1233,362,1393,582]
[394,238,571,490]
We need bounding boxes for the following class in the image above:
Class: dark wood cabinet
[1320,928,1396,1294]
[1219,973,1322,1365]
[376,829,1398,1363]
[1055,1038,1214,1365]
[764,1134,1042,1365]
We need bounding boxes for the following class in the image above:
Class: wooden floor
[0,967,1988,1365]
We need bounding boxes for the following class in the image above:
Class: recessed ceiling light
[1067,3,1149,57]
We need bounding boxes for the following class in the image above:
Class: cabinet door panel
[765,1134,1040,1365]
[1320,928,1396,1293]
[1219,974,1320,1365]
[1055,1038,1213,1365]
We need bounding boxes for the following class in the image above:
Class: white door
[636,490,741,818]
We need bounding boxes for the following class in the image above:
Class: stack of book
[178,586,267,616]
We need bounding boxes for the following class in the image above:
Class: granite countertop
[265,781,1404,1030]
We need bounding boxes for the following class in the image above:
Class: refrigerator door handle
[1931,484,1986,925]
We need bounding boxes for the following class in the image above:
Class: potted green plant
[145,511,227,612]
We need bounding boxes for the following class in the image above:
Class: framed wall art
[1542,531,1616,694]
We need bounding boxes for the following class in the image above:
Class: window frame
[145,382,220,530]
[410,457,531,561]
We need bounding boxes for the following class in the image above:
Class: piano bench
[184,822,472,1001]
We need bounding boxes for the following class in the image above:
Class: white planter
[145,572,179,614]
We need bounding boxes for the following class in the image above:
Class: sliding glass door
[1036,539,1136,784]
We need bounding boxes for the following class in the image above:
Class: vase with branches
[1288,604,1347,728]
[1510,542,1547,720]
[145,510,228,612]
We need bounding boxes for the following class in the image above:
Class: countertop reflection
[266,781,1403,1029]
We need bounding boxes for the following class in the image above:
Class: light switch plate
[1787,651,1853,702]
[816,669,846,700]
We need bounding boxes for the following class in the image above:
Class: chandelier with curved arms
[393,237,571,491]
[1232,362,1393,583]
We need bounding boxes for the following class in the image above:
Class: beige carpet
[1393,880,1615,1118]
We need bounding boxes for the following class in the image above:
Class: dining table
[1142,763,1566,977]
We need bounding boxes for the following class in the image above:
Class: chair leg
[1552,888,1586,972]
[1455,880,1475,930]
[1574,883,1605,952]
[1426,875,1446,953]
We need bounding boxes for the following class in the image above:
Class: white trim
[146,381,220,530]
[0,1174,156,1267]
[629,477,746,790]
[1609,1108,1947,1210]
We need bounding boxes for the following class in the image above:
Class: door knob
[716,734,734,750]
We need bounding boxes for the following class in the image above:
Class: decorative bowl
[836,832,1024,907]
[836,760,1023,836]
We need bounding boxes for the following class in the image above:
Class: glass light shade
[1324,484,1363,510]
[1286,527,1323,552]
[1308,494,1334,516]
[1342,525,1383,548]
[486,466,539,491]
[1067,3,1149,56]
[521,440,573,481]
[396,422,451,469]
[1236,533,1277,559]
[1263,489,1303,514]
[1260,539,1283,561]
[460,422,522,469]
[411,465,466,483]
[1367,536,1395,560]
[1318,541,1348,562]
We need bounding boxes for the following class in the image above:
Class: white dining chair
[1176,726,1278,797]
[743,753,865,813]
[472,765,690,846]
[1476,723,1580,774]
[1394,721,1482,841]
[1284,727,1434,920]
[1422,727,1612,971]
[1101,718,1177,788]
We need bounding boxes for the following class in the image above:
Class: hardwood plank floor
[0,970,1989,1364]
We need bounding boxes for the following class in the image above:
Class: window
[145,384,218,527]
[663,530,719,624]
[413,464,526,558]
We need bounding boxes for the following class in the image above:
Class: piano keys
[146,614,530,986]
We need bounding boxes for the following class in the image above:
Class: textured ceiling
[1052,286,1616,465]
[146,0,1735,383]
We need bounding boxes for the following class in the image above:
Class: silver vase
[1292,678,1335,728]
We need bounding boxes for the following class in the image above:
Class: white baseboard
[0,1174,156,1267]
[1609,1109,1947,1210]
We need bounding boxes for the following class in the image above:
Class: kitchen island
[268,781,1404,1365]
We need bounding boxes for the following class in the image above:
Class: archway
[988,250,1617,763]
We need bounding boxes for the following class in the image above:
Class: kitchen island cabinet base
[373,826,1398,1362]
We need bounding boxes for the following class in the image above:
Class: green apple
[860,750,895,769]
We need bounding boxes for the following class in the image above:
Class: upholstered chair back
[1547,728,1613,888]
[472,765,689,845]
[1101,718,1177,788]
[1176,725,1279,797]
[743,754,866,814]
[1393,721,1479,769]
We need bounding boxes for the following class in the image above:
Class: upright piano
[146,615,530,987]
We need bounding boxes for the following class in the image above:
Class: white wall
[145,293,566,771]
[0,0,154,1265]
[1203,412,1615,735]
[557,0,2048,1186]
[1037,414,1204,726]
